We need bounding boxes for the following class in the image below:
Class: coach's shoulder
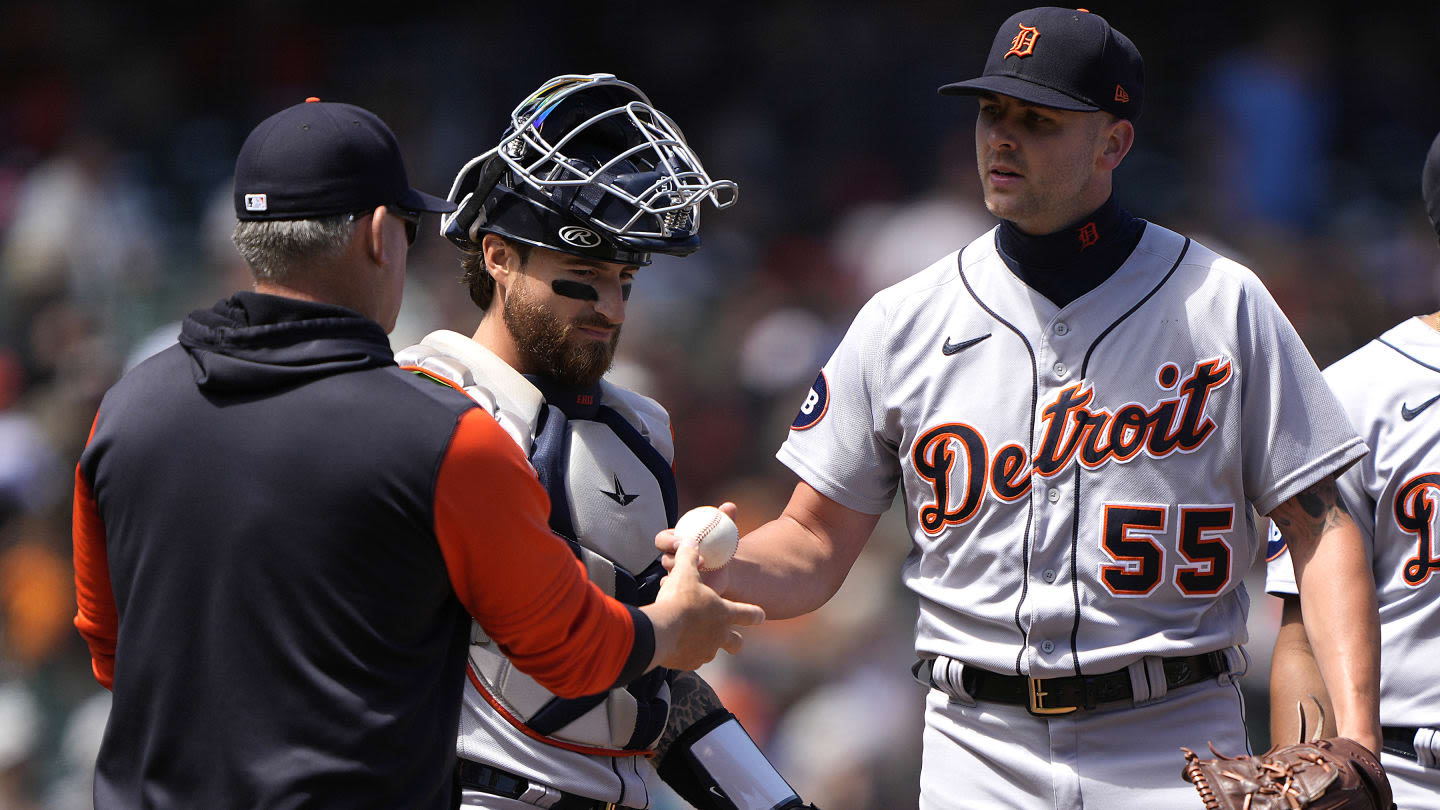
[380,363,482,417]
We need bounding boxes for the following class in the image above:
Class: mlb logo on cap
[232,98,454,221]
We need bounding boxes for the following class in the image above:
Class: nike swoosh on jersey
[942,333,992,356]
[1401,392,1440,420]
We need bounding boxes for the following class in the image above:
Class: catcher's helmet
[442,73,738,266]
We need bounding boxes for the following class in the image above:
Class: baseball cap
[938,7,1144,121]
[234,98,455,220]
[1423,130,1440,239]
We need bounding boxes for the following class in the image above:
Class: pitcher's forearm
[724,514,853,619]
[1271,477,1381,753]
[1269,597,1337,745]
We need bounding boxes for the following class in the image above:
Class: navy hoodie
[73,293,649,809]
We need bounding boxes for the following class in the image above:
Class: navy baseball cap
[939,7,1144,121]
[1423,130,1440,239]
[234,98,455,220]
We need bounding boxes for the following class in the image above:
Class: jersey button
[1047,488,1061,503]
[1043,569,1056,583]
[1054,322,1069,336]
[1053,362,1067,377]
[1041,640,1055,653]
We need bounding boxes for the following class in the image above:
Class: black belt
[950,651,1229,716]
[456,759,619,809]
[1382,726,1419,762]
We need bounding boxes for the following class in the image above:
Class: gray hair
[231,214,359,281]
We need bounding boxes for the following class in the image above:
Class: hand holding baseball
[673,505,740,571]
[643,524,764,671]
[657,502,740,595]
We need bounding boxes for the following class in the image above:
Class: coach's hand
[642,531,763,671]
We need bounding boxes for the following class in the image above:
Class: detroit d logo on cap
[1004,24,1039,58]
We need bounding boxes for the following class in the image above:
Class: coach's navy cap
[939,7,1144,121]
[234,98,454,220]
[1424,130,1440,239]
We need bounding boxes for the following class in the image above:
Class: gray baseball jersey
[1266,317,1440,804]
[779,223,1366,678]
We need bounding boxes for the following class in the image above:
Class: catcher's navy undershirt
[996,194,1146,308]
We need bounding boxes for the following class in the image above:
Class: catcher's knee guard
[657,709,817,810]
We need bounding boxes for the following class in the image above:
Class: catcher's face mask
[442,73,737,263]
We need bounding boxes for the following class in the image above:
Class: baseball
[673,506,739,571]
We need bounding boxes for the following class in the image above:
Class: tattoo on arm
[1270,475,1352,549]
[653,669,724,763]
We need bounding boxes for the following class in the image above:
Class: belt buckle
[1027,676,1078,716]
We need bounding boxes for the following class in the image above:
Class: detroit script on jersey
[779,224,1365,676]
[913,358,1230,535]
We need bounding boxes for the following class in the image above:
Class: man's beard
[502,283,621,387]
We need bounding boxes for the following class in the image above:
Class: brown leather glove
[1181,697,1394,810]
[1181,736,1394,809]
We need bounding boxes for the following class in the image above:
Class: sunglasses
[351,207,423,246]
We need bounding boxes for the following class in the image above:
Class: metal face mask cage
[441,73,737,253]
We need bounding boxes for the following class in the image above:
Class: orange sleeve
[434,408,643,698]
[72,417,117,690]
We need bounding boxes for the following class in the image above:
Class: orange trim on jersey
[466,663,653,758]
[435,408,637,699]
[72,413,117,689]
[1264,542,1288,563]
[401,364,467,394]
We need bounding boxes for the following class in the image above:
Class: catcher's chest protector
[397,331,677,754]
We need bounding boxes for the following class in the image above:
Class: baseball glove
[1180,700,1394,809]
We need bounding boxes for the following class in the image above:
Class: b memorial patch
[791,371,829,430]
[1265,522,1287,562]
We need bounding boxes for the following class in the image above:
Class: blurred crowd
[2,2,1438,807]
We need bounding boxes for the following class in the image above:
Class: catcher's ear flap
[442,154,507,251]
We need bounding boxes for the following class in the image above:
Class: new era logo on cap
[244,193,268,212]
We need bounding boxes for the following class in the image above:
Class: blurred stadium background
[2,1,1438,807]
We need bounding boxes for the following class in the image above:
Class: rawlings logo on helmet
[558,225,602,248]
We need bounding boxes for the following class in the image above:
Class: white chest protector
[397,330,678,755]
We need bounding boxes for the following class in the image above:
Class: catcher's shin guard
[656,710,817,810]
